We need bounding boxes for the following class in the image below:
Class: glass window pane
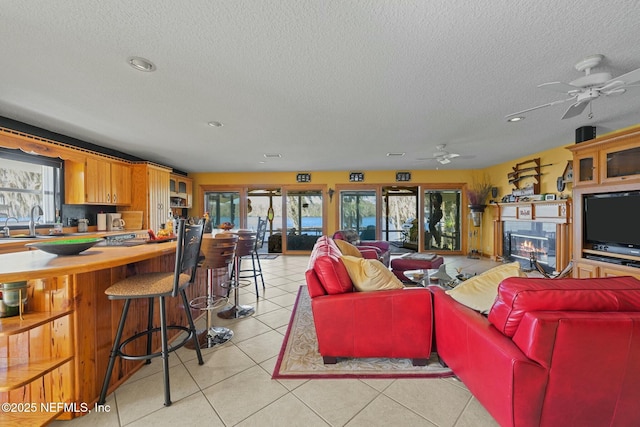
[383,187,417,245]
[339,190,376,239]
[0,150,61,225]
[203,191,240,229]
[286,190,322,250]
[424,190,461,251]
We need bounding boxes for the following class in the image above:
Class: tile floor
[51,254,503,427]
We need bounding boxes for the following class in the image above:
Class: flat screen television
[583,191,640,257]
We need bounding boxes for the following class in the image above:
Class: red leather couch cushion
[489,276,640,337]
[306,236,353,296]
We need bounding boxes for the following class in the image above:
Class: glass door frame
[335,184,383,240]
[280,184,328,254]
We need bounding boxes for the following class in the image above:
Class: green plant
[466,175,492,206]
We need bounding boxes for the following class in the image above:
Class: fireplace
[492,201,572,275]
[503,222,555,273]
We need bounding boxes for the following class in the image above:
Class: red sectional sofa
[430,275,640,427]
[305,236,432,365]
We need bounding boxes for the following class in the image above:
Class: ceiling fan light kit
[506,54,640,121]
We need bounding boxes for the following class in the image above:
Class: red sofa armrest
[311,289,432,359]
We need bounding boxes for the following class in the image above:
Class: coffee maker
[106,213,125,231]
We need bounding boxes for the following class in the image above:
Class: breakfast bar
[0,241,206,426]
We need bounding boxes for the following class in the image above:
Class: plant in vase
[466,175,493,226]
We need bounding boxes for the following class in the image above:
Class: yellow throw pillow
[340,255,404,292]
[334,239,363,258]
[445,261,525,314]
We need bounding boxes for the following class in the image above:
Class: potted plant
[467,175,492,226]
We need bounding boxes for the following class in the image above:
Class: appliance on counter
[106,213,125,231]
[77,218,89,232]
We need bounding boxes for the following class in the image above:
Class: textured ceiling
[1,1,640,173]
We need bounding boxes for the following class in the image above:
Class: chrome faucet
[29,205,43,236]
[2,216,18,237]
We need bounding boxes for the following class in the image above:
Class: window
[339,190,377,238]
[0,147,62,226]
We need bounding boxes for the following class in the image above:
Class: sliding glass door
[203,191,240,229]
[383,186,418,246]
[423,189,461,251]
[339,190,377,239]
[285,189,323,251]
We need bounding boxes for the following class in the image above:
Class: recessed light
[208,121,223,127]
[128,57,156,72]
[264,153,282,158]
[507,116,524,122]
[387,152,405,157]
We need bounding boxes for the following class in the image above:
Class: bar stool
[187,234,237,349]
[98,219,204,407]
[218,233,256,319]
[234,229,265,298]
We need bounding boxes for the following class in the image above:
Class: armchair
[332,230,391,267]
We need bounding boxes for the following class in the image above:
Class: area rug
[272,286,454,379]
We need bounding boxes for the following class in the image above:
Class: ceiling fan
[505,54,640,120]
[418,144,460,164]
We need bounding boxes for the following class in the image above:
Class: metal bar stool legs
[186,268,233,349]
[218,245,256,319]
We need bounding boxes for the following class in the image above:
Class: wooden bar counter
[0,241,206,426]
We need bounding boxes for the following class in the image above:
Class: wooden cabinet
[65,157,131,205]
[169,174,192,209]
[129,163,171,232]
[0,277,74,425]
[568,126,640,278]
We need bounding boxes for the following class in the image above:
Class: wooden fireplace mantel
[491,199,573,272]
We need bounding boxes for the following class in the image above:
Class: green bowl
[26,237,103,255]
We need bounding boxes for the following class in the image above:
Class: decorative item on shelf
[296,173,311,183]
[556,160,574,192]
[467,174,492,215]
[396,171,411,182]
[349,172,364,182]
[508,158,550,194]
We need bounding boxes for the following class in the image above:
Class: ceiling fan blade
[609,67,640,86]
[538,81,580,93]
[599,80,625,92]
[446,153,460,159]
[438,157,451,165]
[561,101,590,120]
[505,97,576,119]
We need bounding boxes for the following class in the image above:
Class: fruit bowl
[218,222,234,231]
[26,237,103,255]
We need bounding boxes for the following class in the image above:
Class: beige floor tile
[254,307,294,329]
[383,378,471,427]
[126,392,225,427]
[202,365,289,426]
[293,379,380,426]
[267,291,300,307]
[114,364,200,425]
[184,344,256,389]
[49,394,119,427]
[345,394,437,427]
[235,330,286,363]
[235,394,329,427]
[455,397,500,427]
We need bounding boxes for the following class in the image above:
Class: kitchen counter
[0,239,206,425]
[0,230,147,254]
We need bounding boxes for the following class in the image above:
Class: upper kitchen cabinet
[65,157,132,205]
[169,174,192,209]
[128,163,171,232]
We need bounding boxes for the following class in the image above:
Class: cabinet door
[111,163,132,205]
[573,150,598,187]
[601,265,640,280]
[148,167,170,232]
[85,157,111,203]
[574,261,598,278]
[600,141,640,185]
